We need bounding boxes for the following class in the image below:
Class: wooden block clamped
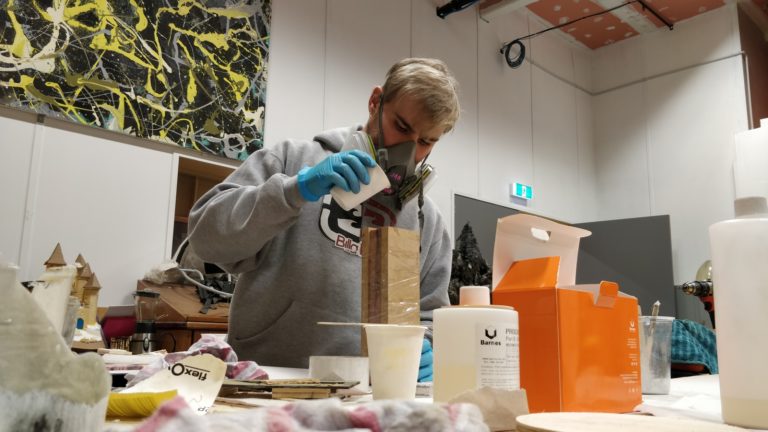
[360,226,421,354]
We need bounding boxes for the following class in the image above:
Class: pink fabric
[135,397,489,432]
[127,335,268,387]
[348,407,381,431]
[134,397,194,432]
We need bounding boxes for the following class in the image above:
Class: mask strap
[417,153,429,247]
[418,183,425,233]
[418,153,430,173]
[377,93,385,151]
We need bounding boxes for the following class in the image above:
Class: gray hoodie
[187,126,451,368]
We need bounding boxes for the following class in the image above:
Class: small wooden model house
[81,273,101,327]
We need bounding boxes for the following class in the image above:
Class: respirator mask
[374,95,436,210]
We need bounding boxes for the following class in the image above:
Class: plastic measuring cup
[364,324,425,400]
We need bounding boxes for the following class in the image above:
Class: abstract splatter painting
[0,0,270,160]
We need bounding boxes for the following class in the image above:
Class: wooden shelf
[174,158,234,220]
[178,157,235,182]
[172,155,236,253]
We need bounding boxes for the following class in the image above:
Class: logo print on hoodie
[319,195,363,255]
[319,196,398,255]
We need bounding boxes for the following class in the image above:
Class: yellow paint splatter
[186,70,197,104]
[1,0,270,156]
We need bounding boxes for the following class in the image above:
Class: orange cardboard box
[491,214,641,413]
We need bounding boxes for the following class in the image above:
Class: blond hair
[382,58,460,133]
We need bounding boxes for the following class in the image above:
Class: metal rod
[637,0,674,30]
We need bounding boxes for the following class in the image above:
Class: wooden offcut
[271,387,331,400]
[219,379,358,400]
[360,226,421,354]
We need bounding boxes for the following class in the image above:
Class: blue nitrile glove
[297,150,376,202]
[419,338,433,382]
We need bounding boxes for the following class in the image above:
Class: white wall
[264,0,600,237]
[0,114,37,266]
[591,5,749,324]
[0,113,176,306]
[262,0,326,142]
[21,126,176,306]
[412,0,480,225]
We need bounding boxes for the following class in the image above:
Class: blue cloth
[297,150,375,201]
[419,338,433,382]
[671,319,718,373]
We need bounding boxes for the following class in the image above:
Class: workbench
[136,280,229,352]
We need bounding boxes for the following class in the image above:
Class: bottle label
[476,321,520,390]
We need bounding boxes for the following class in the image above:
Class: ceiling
[478,0,768,50]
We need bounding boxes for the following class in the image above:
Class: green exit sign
[512,182,533,200]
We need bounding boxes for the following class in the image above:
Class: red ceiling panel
[631,0,725,26]
[521,0,727,49]
[527,0,639,49]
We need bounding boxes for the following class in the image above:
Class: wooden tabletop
[137,280,229,324]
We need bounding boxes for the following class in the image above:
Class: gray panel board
[574,216,677,316]
[453,194,677,316]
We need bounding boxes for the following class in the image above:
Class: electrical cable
[500,0,672,69]
[503,40,526,68]
[171,236,189,263]
[172,236,234,299]
[178,268,234,299]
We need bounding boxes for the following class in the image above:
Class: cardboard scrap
[122,353,226,415]
[450,387,529,432]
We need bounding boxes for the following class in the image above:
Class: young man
[188,58,460,380]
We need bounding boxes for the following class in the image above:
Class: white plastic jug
[433,304,519,402]
[709,196,768,429]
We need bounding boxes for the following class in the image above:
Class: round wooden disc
[516,413,745,432]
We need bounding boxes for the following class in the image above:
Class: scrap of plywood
[219,379,358,400]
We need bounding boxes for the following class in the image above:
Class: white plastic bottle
[433,286,519,402]
[709,196,768,429]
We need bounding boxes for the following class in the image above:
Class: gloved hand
[419,338,433,382]
[297,150,376,202]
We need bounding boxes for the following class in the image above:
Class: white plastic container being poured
[433,286,519,403]
[709,196,768,429]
